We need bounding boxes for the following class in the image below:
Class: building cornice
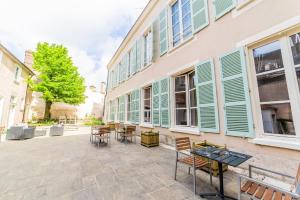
[107,0,159,70]
[0,43,35,75]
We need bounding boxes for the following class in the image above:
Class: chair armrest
[238,174,299,199]
[248,165,294,179]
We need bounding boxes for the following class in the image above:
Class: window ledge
[236,0,255,10]
[252,137,300,151]
[140,123,154,128]
[168,36,194,54]
[169,127,200,135]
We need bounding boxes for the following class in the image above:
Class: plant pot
[141,130,159,147]
[192,140,228,177]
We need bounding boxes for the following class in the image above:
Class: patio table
[191,147,252,200]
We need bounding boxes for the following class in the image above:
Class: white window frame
[173,70,197,128]
[15,65,22,83]
[169,0,193,48]
[143,28,152,68]
[248,30,300,140]
[142,86,152,124]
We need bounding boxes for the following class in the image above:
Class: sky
[0,0,149,88]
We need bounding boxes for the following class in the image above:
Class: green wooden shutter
[136,38,142,71]
[159,8,168,56]
[130,44,137,75]
[160,78,170,128]
[195,60,219,133]
[125,53,129,79]
[220,49,253,137]
[152,81,160,126]
[191,0,209,33]
[118,96,125,122]
[213,0,235,20]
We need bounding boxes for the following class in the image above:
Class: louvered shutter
[152,81,160,126]
[159,8,168,56]
[119,95,125,122]
[220,49,253,137]
[195,60,219,133]
[191,0,209,33]
[125,53,129,79]
[130,44,137,75]
[130,92,134,122]
[213,0,235,20]
[149,27,153,62]
[136,38,142,71]
[160,78,170,127]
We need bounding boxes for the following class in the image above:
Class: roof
[107,0,157,69]
[0,43,35,75]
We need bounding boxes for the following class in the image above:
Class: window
[127,94,131,121]
[143,87,152,123]
[171,0,192,47]
[174,71,197,127]
[144,30,152,66]
[0,51,3,64]
[15,66,22,82]
[290,33,300,94]
[253,41,295,135]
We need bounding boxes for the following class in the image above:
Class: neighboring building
[25,49,106,121]
[0,44,34,128]
[104,0,300,173]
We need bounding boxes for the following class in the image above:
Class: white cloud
[0,0,149,87]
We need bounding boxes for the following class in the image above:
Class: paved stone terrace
[0,134,239,200]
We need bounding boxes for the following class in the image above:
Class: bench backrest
[175,137,191,151]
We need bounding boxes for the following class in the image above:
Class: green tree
[30,42,86,119]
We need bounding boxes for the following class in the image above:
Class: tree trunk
[44,101,52,120]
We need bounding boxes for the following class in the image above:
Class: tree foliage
[30,42,86,118]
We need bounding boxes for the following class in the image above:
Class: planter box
[192,140,228,177]
[141,131,159,147]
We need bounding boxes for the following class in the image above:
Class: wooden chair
[238,164,300,200]
[123,125,137,143]
[174,137,212,194]
[108,123,116,136]
[95,127,111,147]
[90,125,101,143]
[115,123,125,140]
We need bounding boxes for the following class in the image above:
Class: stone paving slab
[0,134,240,200]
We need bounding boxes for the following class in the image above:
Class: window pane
[172,1,180,46]
[261,103,295,135]
[189,71,196,89]
[257,71,289,102]
[253,41,284,74]
[144,87,151,99]
[295,67,300,93]
[175,76,186,92]
[190,108,198,127]
[175,92,186,108]
[144,99,150,110]
[181,0,192,38]
[290,33,300,65]
[189,90,197,107]
[144,111,151,123]
[176,109,187,125]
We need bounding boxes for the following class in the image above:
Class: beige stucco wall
[0,49,32,127]
[105,0,300,174]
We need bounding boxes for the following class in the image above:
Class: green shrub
[84,117,104,126]
[28,119,56,127]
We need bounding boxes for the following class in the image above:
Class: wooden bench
[238,164,300,200]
